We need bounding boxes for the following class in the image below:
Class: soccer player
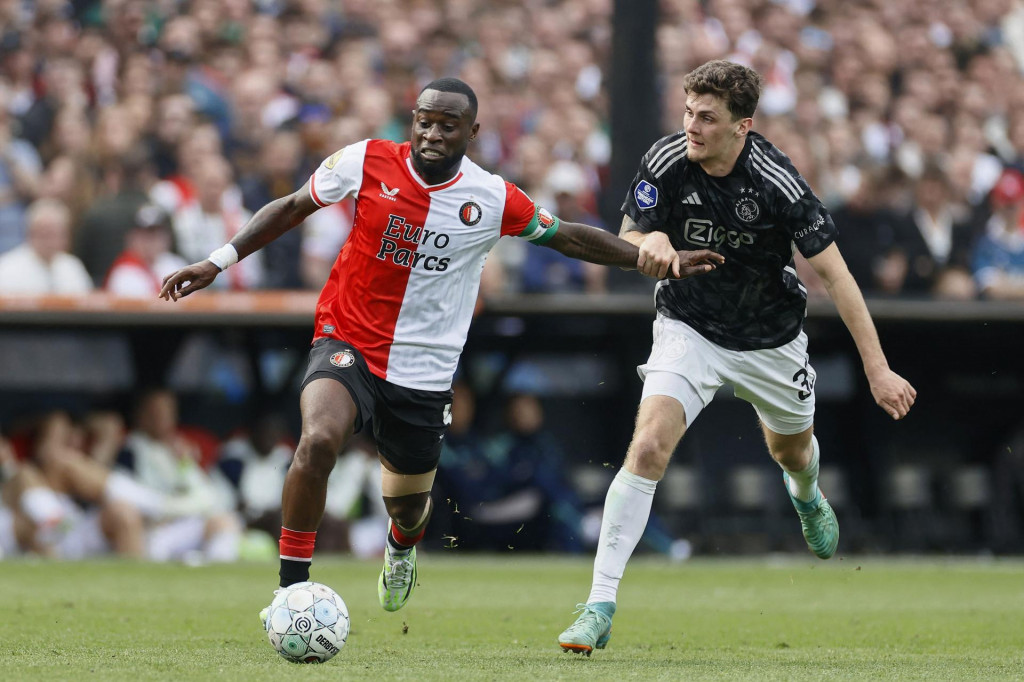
[158,78,723,616]
[557,60,917,655]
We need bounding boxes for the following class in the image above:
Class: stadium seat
[659,465,701,510]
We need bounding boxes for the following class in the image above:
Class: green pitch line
[0,555,1022,681]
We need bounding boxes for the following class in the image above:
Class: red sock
[390,523,425,549]
[280,527,317,561]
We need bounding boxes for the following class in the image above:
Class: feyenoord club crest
[734,196,760,222]
[459,201,482,226]
[329,350,355,368]
[537,207,556,228]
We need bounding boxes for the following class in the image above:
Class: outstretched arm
[616,214,687,279]
[159,182,321,301]
[544,218,723,279]
[808,242,917,420]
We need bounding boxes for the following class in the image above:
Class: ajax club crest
[734,196,760,223]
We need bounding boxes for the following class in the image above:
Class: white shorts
[638,315,816,435]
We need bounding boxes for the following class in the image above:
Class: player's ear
[469,122,480,141]
[736,117,753,138]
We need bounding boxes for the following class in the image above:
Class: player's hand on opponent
[159,261,221,301]
[673,249,725,279]
[637,230,724,279]
[867,367,917,420]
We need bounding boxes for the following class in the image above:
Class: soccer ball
[265,581,350,663]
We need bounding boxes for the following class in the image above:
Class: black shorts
[300,338,453,475]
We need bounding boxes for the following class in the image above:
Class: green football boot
[558,602,615,655]
[378,526,418,612]
[783,472,839,559]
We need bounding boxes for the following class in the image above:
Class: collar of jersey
[734,134,754,174]
[404,153,464,192]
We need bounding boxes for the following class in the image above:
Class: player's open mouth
[419,149,445,159]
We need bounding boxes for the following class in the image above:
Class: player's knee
[626,432,673,479]
[294,426,344,475]
[383,494,429,530]
[768,441,811,470]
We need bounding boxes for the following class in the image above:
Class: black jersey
[622,130,837,351]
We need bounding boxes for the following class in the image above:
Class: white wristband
[207,244,239,271]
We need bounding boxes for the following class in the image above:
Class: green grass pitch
[1,555,1022,681]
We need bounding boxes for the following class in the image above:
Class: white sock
[104,472,167,519]
[587,469,657,605]
[783,435,820,503]
[20,487,65,525]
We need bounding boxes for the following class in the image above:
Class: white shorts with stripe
[638,314,816,435]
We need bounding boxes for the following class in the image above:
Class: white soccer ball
[265,581,350,663]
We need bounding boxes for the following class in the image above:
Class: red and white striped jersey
[308,139,559,391]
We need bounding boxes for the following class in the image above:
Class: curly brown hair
[682,60,763,120]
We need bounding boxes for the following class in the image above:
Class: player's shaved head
[419,77,478,120]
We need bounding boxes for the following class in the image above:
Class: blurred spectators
[831,170,904,295]
[438,384,588,552]
[166,153,262,289]
[237,129,308,289]
[218,414,388,558]
[520,161,608,294]
[973,167,1024,299]
[0,410,183,560]
[104,203,187,297]
[322,432,390,558]
[0,84,41,254]
[890,164,977,299]
[0,198,92,294]
[73,145,158,285]
[0,0,1022,299]
[218,411,293,539]
[119,389,241,563]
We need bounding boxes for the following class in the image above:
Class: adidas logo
[682,192,702,206]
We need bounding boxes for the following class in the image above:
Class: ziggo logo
[683,218,755,250]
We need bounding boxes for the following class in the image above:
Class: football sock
[783,435,821,503]
[279,527,316,587]
[388,521,424,552]
[587,468,658,605]
[388,498,432,552]
[103,471,167,519]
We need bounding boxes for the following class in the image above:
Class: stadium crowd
[0,0,1022,299]
[4,0,1024,561]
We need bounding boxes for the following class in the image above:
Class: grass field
[1,554,1022,681]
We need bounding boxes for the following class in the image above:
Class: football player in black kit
[558,60,917,656]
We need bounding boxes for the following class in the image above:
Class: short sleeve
[309,140,369,207]
[620,135,686,233]
[782,192,837,259]
[501,181,560,244]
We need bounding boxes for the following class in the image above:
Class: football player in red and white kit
[160,78,723,618]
